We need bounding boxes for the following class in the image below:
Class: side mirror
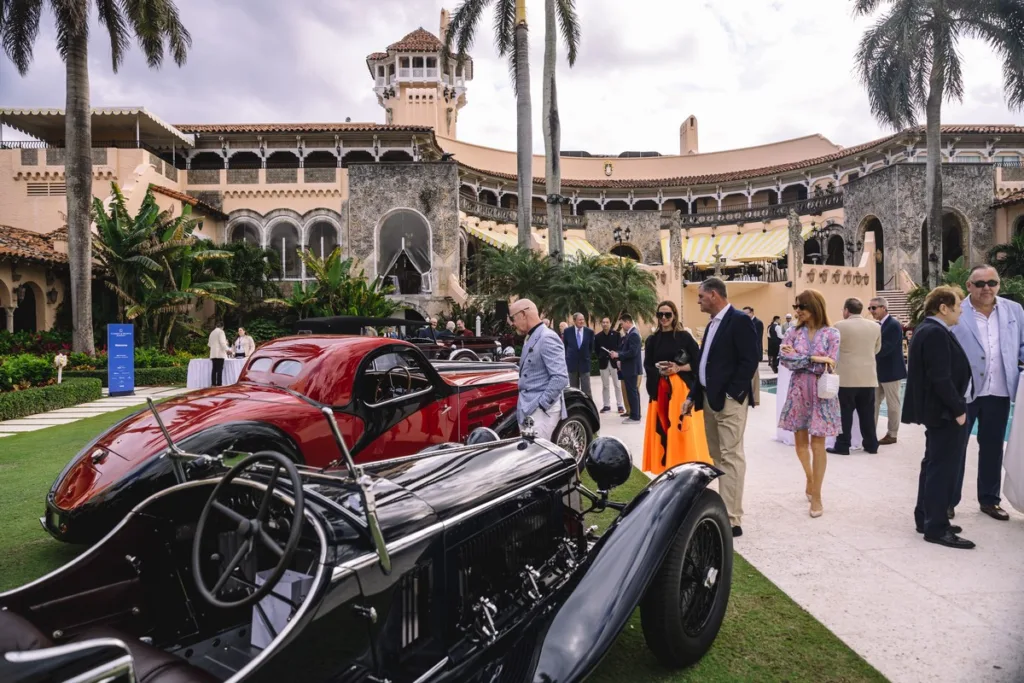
[584,436,632,491]
[2,637,136,682]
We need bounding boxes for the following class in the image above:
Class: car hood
[51,383,309,511]
[438,368,519,387]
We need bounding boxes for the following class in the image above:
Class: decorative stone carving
[787,209,803,278]
[227,169,259,184]
[304,168,337,183]
[46,148,66,166]
[585,210,663,264]
[266,168,298,184]
[188,169,221,185]
[20,148,38,166]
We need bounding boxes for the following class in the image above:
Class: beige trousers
[704,396,749,527]
[751,367,761,407]
[875,381,901,438]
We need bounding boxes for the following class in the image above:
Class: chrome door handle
[440,405,452,415]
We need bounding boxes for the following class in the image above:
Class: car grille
[400,563,431,649]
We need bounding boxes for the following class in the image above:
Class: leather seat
[0,610,218,683]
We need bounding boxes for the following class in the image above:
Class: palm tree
[445,0,533,247]
[2,1,192,353]
[854,0,1024,288]
[545,254,607,322]
[599,257,659,323]
[297,248,398,318]
[476,245,556,309]
[542,0,580,260]
[989,231,1024,278]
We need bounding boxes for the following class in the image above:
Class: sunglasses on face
[971,280,1000,289]
[656,311,674,319]
[867,306,880,311]
[792,304,808,311]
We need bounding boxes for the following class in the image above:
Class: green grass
[0,415,886,682]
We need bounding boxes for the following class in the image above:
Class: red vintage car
[44,335,599,544]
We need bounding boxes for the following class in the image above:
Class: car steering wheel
[192,451,305,609]
[376,365,413,402]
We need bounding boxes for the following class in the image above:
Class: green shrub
[0,378,102,421]
[0,354,56,391]
[243,317,290,343]
[64,366,187,387]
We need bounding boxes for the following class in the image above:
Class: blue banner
[107,324,135,397]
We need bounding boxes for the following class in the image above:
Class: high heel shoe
[809,502,823,518]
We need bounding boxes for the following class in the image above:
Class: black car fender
[175,421,305,463]
[530,463,720,682]
[489,388,600,438]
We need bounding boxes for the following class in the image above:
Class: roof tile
[993,188,1024,208]
[387,27,444,53]
[0,225,67,264]
[173,122,432,135]
[149,184,228,219]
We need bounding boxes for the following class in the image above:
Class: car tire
[552,412,593,467]
[639,488,733,669]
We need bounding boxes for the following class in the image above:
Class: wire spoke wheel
[555,416,591,465]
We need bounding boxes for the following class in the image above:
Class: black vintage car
[0,408,733,683]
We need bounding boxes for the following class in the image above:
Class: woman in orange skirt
[642,301,711,475]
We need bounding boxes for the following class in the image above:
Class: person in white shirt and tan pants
[208,323,230,387]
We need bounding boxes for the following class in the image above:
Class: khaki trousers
[875,381,902,438]
[751,367,761,407]
[705,396,749,527]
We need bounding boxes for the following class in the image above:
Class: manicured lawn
[0,414,886,682]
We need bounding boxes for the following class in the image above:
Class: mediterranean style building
[2,7,1023,334]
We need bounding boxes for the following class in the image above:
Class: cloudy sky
[2,0,1022,154]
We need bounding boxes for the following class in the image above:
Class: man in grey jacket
[509,299,569,441]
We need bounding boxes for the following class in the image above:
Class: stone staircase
[876,289,910,325]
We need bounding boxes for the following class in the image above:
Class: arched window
[610,244,641,261]
[306,221,339,260]
[227,151,261,169]
[604,200,629,211]
[478,189,498,206]
[341,150,375,167]
[633,199,659,211]
[826,235,845,266]
[576,200,601,215]
[230,222,261,245]
[803,238,822,264]
[266,151,300,169]
[190,152,224,170]
[269,222,301,279]
[304,151,338,168]
[380,150,414,162]
[781,184,808,203]
[941,212,965,270]
[1014,215,1024,237]
[379,211,431,295]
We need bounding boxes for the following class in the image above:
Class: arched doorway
[379,210,432,295]
[306,221,339,260]
[13,284,38,332]
[1014,215,1024,237]
[803,238,822,264]
[862,217,884,284]
[941,212,965,270]
[826,235,845,266]
[610,244,641,261]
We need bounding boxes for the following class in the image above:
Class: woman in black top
[640,301,710,475]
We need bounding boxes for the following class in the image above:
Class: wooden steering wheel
[375,365,413,402]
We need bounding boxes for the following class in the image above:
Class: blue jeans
[952,395,1012,508]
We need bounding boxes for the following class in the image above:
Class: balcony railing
[679,192,844,228]
[461,196,587,230]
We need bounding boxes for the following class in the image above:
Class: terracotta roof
[367,51,388,60]
[0,225,67,264]
[993,188,1024,208]
[149,184,228,219]
[456,124,1024,189]
[174,122,432,135]
[388,27,443,53]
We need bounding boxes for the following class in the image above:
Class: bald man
[509,299,569,441]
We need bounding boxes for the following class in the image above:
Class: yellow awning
[563,236,599,258]
[661,236,670,264]
[681,225,813,265]
[464,220,520,250]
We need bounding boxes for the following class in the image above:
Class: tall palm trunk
[923,37,945,289]
[65,32,95,353]
[514,0,533,249]
[542,0,563,260]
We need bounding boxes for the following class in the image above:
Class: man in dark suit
[902,286,974,549]
[870,297,907,445]
[766,315,782,373]
[685,277,759,537]
[742,306,764,405]
[563,312,595,398]
[609,313,643,424]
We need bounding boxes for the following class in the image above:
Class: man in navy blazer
[950,265,1024,521]
[870,297,907,445]
[685,277,759,537]
[563,312,595,398]
[609,313,643,423]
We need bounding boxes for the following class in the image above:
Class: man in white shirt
[950,265,1024,521]
[208,323,230,386]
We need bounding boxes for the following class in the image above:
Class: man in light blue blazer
[509,299,569,441]
[950,265,1024,522]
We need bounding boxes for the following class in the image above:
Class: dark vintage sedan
[1,408,733,683]
[44,335,599,545]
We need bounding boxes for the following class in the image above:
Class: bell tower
[366,10,473,139]
[680,115,699,155]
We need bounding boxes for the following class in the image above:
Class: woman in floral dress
[779,289,840,518]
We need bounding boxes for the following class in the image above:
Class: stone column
[4,306,15,333]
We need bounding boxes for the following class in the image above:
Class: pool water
[763,379,1014,441]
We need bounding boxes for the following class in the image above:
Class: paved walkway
[0,386,189,437]
[599,374,1024,683]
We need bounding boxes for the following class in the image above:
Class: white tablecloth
[1003,371,1023,513]
[186,358,247,390]
[773,366,863,449]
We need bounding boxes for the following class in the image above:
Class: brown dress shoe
[878,435,898,445]
[980,504,1010,521]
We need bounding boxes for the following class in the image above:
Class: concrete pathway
[0,386,189,437]
[598,372,1024,683]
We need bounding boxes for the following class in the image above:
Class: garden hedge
[64,366,188,388]
[0,378,102,422]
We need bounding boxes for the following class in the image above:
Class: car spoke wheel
[553,414,592,466]
[639,489,733,669]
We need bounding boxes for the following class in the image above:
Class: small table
[186,358,248,390]
[1003,371,1023,513]
[774,365,863,449]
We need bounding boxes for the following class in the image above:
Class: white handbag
[817,365,840,400]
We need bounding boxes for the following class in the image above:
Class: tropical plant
[2,0,192,354]
[475,245,556,306]
[988,231,1024,278]
[542,0,580,259]
[213,241,282,325]
[445,0,533,246]
[276,248,398,321]
[598,257,659,323]
[854,0,1024,288]
[545,254,609,322]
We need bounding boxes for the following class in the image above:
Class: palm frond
[95,0,130,70]
[493,0,516,57]
[555,0,580,66]
[445,0,489,69]
[49,0,89,63]
[1,0,44,74]
[957,0,1024,110]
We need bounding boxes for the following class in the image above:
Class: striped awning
[563,234,600,258]
[464,220,520,250]
[681,225,812,265]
